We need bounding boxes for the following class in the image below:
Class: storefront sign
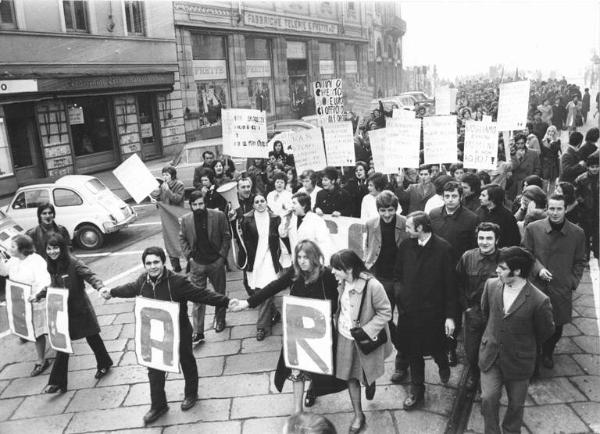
[174,2,232,24]
[314,78,344,123]
[44,145,71,159]
[38,73,174,92]
[345,61,358,74]
[193,60,228,81]
[140,123,153,139]
[319,60,335,76]
[0,79,38,94]
[286,41,307,59]
[68,106,84,125]
[246,60,272,78]
[46,156,73,170]
[244,12,338,35]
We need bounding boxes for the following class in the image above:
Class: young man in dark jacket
[103,247,236,424]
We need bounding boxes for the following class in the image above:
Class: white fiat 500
[4,175,136,249]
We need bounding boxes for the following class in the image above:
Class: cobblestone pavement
[0,263,598,434]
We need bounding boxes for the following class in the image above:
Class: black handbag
[349,279,387,355]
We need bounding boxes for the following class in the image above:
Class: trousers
[189,257,226,333]
[480,360,529,434]
[148,327,197,409]
[408,349,448,392]
[379,277,408,370]
[49,334,112,389]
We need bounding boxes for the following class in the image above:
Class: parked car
[4,175,137,249]
[369,96,416,114]
[400,91,435,116]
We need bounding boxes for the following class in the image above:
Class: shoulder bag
[349,279,387,355]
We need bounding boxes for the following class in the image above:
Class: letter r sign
[282,296,333,375]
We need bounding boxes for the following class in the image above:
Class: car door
[7,188,51,231]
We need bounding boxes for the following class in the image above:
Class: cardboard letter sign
[6,279,35,342]
[46,287,73,353]
[283,296,333,375]
[322,215,366,259]
[135,297,180,373]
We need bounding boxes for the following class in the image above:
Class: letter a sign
[6,279,35,342]
[283,296,333,375]
[134,297,180,373]
[46,287,73,353]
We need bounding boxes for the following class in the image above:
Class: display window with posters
[245,38,274,115]
[0,118,14,178]
[192,34,230,131]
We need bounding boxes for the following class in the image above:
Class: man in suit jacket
[364,190,409,383]
[522,194,586,369]
[479,247,554,434]
[559,132,586,183]
[179,190,231,343]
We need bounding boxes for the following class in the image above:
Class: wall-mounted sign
[140,123,153,139]
[345,61,358,74]
[68,106,84,125]
[287,41,307,59]
[246,60,272,78]
[0,79,38,94]
[193,60,228,81]
[319,60,335,76]
[244,11,338,35]
[174,2,232,25]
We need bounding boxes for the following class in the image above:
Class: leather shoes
[542,355,554,369]
[304,389,316,408]
[31,360,50,377]
[365,381,376,400]
[391,368,408,384]
[439,366,451,384]
[348,413,366,434]
[181,395,197,411]
[256,328,266,341]
[214,320,226,333]
[448,349,458,367]
[95,365,112,379]
[271,311,281,325]
[143,405,169,424]
[403,392,424,410]
[44,384,66,394]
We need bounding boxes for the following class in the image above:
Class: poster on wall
[135,297,180,374]
[221,109,268,159]
[68,105,85,125]
[313,78,344,123]
[423,115,458,164]
[322,122,355,167]
[46,287,73,353]
[463,120,499,170]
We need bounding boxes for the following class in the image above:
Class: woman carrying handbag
[330,249,392,434]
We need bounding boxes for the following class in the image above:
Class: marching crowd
[1,92,599,434]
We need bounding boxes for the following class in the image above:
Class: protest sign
[322,215,366,258]
[368,128,387,173]
[46,287,73,353]
[393,108,416,120]
[6,279,35,342]
[463,120,499,170]
[322,121,355,167]
[222,108,268,159]
[287,128,326,175]
[313,78,344,123]
[496,80,530,131]
[423,115,458,164]
[482,115,492,123]
[135,297,180,373]
[386,118,422,169]
[283,295,333,375]
[435,86,451,115]
[113,153,159,204]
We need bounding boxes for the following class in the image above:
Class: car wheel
[76,224,104,250]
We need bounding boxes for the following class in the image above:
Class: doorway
[5,103,45,183]
[137,94,162,160]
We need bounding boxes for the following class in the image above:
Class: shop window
[53,188,83,207]
[12,190,50,209]
[124,0,144,35]
[63,0,88,32]
[319,43,335,77]
[0,119,13,177]
[192,34,226,60]
[246,38,274,114]
[68,97,114,157]
[0,0,16,29]
[197,83,227,126]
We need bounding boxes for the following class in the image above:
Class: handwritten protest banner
[322,121,355,167]
[46,287,72,353]
[393,108,416,120]
[222,108,268,159]
[283,295,333,375]
[423,115,458,164]
[322,215,366,258]
[6,279,35,342]
[287,128,326,175]
[368,128,387,173]
[496,80,530,131]
[435,86,452,115]
[387,118,422,169]
[463,121,499,170]
[314,78,344,123]
[135,297,180,373]
[113,153,159,204]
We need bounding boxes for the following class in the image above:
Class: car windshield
[85,178,107,194]
[411,93,427,102]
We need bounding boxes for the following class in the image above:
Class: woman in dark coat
[343,161,370,218]
[540,125,561,189]
[27,203,71,256]
[234,240,346,414]
[40,233,113,393]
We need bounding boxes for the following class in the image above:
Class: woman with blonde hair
[540,125,562,190]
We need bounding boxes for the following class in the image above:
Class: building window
[245,38,274,114]
[0,0,16,29]
[68,97,114,156]
[192,34,229,129]
[63,0,88,32]
[319,43,335,78]
[124,0,144,35]
[344,45,358,75]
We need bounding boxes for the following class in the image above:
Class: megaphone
[217,181,239,211]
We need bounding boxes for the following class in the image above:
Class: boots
[170,257,182,273]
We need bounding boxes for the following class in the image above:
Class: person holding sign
[0,234,51,376]
[102,247,238,425]
[232,241,346,414]
[330,249,392,434]
[37,234,113,393]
